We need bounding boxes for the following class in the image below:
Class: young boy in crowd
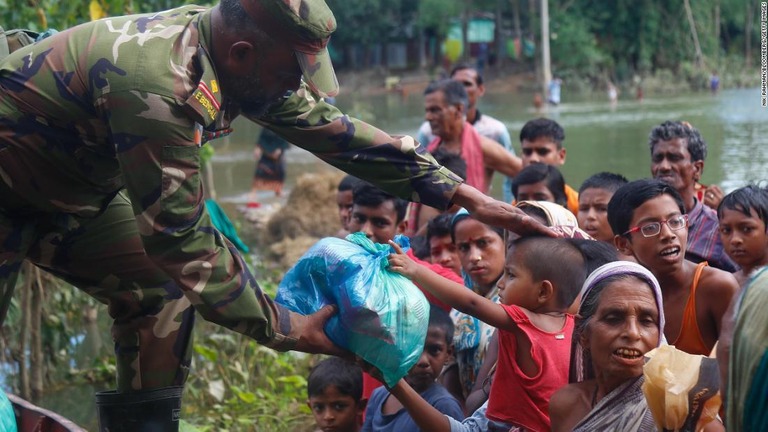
[511,163,569,209]
[387,236,586,431]
[518,118,579,214]
[362,306,464,431]
[308,357,367,432]
[717,184,768,285]
[577,172,628,242]
[426,213,461,277]
[608,179,739,356]
[335,175,365,238]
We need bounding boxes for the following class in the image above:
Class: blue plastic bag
[276,233,429,387]
[0,392,16,432]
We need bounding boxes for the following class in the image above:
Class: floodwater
[211,86,768,205]
[26,86,768,428]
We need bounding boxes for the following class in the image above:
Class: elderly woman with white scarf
[550,261,664,431]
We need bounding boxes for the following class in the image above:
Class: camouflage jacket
[0,6,462,348]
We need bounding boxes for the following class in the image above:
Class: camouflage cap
[241,0,339,98]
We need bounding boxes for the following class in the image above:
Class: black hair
[566,239,619,275]
[648,120,707,162]
[424,79,469,109]
[519,118,565,148]
[511,164,568,207]
[450,63,483,86]
[428,305,455,346]
[410,235,430,260]
[352,183,408,223]
[509,237,586,308]
[432,148,467,181]
[307,357,363,401]
[717,184,768,227]
[579,172,629,195]
[450,213,504,244]
[426,213,454,242]
[607,179,686,237]
[338,175,364,192]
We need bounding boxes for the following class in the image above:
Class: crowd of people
[0,0,764,431]
[309,64,766,432]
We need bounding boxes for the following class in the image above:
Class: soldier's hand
[293,305,351,358]
[451,184,557,237]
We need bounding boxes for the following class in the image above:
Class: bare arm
[388,241,514,331]
[465,330,498,414]
[388,380,452,432]
[451,183,557,238]
[549,382,592,432]
[716,292,739,406]
[701,269,739,346]
[479,136,522,177]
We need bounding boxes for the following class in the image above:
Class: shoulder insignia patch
[192,81,220,121]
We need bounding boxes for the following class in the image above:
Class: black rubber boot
[96,386,183,432]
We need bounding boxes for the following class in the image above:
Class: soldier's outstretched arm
[255,86,554,238]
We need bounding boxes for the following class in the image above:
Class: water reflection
[716,89,768,191]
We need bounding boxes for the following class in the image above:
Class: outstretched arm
[390,379,491,432]
[389,380,452,432]
[256,87,554,238]
[451,184,556,237]
[388,241,513,331]
[480,135,522,178]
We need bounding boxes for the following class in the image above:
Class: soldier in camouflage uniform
[0,0,548,429]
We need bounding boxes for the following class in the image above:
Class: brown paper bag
[642,345,721,431]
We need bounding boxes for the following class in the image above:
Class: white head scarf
[570,261,666,382]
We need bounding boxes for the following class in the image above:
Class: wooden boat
[7,394,86,432]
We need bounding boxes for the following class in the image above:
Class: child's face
[616,194,688,275]
[308,385,363,432]
[577,187,614,242]
[454,218,506,291]
[496,247,542,309]
[516,180,556,203]
[429,234,461,276]
[348,202,404,244]
[521,137,565,167]
[719,207,768,271]
[405,327,452,394]
[336,190,354,230]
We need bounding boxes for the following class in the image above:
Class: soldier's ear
[227,41,257,74]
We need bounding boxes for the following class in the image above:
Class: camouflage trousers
[0,189,194,392]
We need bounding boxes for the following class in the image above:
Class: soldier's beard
[229,73,282,118]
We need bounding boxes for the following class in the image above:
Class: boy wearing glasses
[607,179,738,356]
[518,118,579,214]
